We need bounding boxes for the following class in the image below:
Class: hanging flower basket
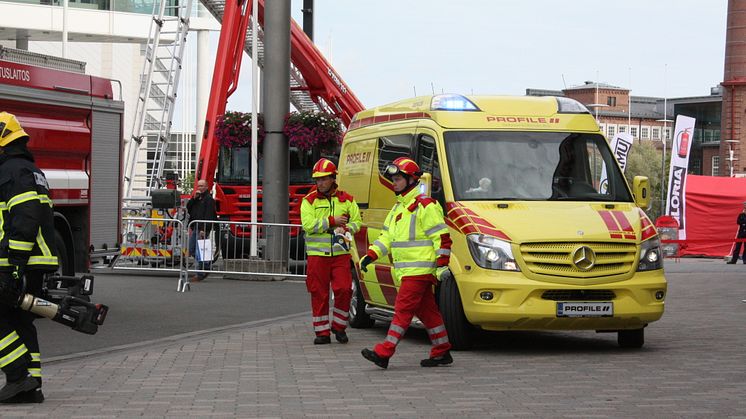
[283,111,343,152]
[215,111,265,148]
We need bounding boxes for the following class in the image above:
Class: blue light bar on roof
[430,94,481,112]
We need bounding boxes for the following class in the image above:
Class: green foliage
[624,140,671,220]
[182,172,195,194]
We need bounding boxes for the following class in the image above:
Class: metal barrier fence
[114,217,308,292]
[114,216,187,273]
[182,220,307,291]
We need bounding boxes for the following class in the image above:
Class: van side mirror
[633,176,650,209]
[419,173,432,197]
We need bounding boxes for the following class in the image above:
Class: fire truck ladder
[199,0,328,116]
[123,0,193,204]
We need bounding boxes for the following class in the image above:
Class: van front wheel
[349,268,375,328]
[437,273,473,350]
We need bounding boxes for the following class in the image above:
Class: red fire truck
[196,0,364,257]
[0,47,124,274]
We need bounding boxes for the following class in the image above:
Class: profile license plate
[556,302,613,317]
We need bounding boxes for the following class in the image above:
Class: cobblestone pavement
[1,260,745,418]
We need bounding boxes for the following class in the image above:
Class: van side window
[377,134,415,176]
[416,134,444,206]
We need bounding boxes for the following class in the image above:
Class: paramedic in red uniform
[359,157,453,368]
[300,158,362,344]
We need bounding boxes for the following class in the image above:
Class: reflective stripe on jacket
[368,184,451,280]
[300,187,362,257]
[0,151,58,271]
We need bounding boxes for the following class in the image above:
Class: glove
[0,269,23,307]
[436,266,450,282]
[359,255,373,273]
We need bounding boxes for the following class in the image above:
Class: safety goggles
[384,164,400,176]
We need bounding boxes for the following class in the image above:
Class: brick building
[527,82,723,176]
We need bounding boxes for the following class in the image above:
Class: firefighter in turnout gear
[0,112,58,403]
[300,158,362,344]
[360,157,453,369]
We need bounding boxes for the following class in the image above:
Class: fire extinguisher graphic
[677,128,690,158]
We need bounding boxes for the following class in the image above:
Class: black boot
[0,375,39,402]
[332,329,349,344]
[728,257,737,264]
[361,348,389,369]
[0,388,44,404]
[313,335,331,345]
[420,351,453,367]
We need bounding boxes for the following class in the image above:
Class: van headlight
[638,237,663,271]
[466,234,519,271]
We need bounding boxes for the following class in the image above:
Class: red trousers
[374,276,451,359]
[306,255,352,337]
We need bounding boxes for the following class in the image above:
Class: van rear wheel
[618,328,644,348]
[438,273,473,350]
[349,268,374,328]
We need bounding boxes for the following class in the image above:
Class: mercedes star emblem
[572,246,596,271]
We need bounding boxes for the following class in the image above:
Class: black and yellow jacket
[0,145,58,272]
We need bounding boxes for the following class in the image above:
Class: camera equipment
[17,274,109,335]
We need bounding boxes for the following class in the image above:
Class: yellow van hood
[445,201,642,243]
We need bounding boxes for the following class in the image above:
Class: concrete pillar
[721,0,746,176]
[15,29,28,50]
[262,0,290,262]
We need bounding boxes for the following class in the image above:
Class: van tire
[618,328,644,348]
[349,268,375,329]
[55,230,74,276]
[437,273,473,350]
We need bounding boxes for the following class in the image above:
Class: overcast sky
[219,0,727,113]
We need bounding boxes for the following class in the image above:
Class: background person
[359,157,453,369]
[727,201,746,264]
[0,112,58,403]
[300,158,362,344]
[186,179,217,281]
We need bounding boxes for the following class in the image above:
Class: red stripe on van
[611,211,634,232]
[348,112,432,130]
[375,265,398,306]
[597,210,620,232]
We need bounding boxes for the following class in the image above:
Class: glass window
[416,134,444,205]
[618,126,626,133]
[630,127,638,138]
[216,146,316,184]
[443,131,633,202]
[664,127,671,140]
[377,134,415,177]
[607,96,616,107]
[641,127,649,139]
[712,156,720,176]
[652,128,660,140]
[607,125,615,137]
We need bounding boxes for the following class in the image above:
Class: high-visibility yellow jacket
[301,187,362,257]
[367,185,452,281]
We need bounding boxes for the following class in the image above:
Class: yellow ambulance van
[339,94,666,350]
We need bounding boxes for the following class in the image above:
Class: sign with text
[599,132,633,194]
[665,115,696,240]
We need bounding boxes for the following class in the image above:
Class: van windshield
[444,131,633,202]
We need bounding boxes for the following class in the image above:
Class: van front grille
[520,242,636,278]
